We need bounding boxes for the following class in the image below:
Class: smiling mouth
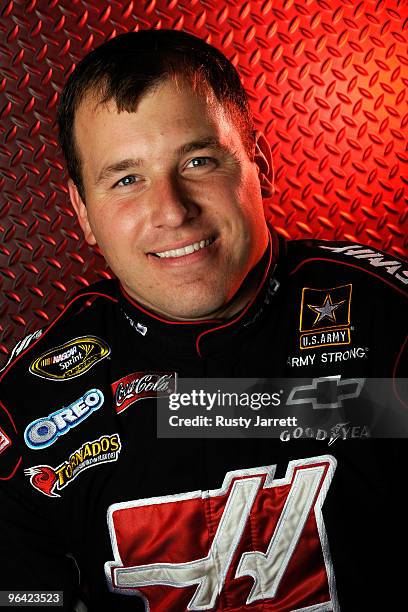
[151,237,215,259]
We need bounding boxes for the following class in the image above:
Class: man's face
[70,79,269,320]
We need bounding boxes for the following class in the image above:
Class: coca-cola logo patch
[111,372,177,414]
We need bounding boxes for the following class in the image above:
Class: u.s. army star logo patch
[299,284,352,350]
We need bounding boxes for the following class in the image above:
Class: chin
[162,294,226,321]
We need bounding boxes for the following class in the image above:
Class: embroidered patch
[320,244,408,286]
[105,456,338,611]
[29,336,110,381]
[25,433,121,497]
[0,427,11,455]
[0,328,43,373]
[111,372,177,414]
[24,388,104,450]
[299,284,352,350]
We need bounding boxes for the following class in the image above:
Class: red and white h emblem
[105,456,339,611]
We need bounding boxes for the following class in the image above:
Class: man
[0,29,406,612]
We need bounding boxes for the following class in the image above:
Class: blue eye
[116,175,138,187]
[186,157,214,169]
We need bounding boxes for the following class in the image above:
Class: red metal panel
[0,0,407,358]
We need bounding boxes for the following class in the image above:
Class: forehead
[73,80,243,167]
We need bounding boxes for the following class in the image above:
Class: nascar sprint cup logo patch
[29,336,110,381]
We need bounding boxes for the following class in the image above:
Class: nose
[150,174,199,228]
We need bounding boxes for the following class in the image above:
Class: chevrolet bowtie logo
[286,376,365,410]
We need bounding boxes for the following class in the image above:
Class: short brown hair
[57,29,255,200]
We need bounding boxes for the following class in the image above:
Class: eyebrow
[96,158,143,185]
[95,137,226,185]
[176,137,225,156]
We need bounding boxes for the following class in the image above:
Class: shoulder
[0,279,119,479]
[275,238,407,380]
[0,279,119,381]
[284,239,408,296]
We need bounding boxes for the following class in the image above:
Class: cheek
[90,202,144,247]
[236,175,264,223]
[213,169,259,217]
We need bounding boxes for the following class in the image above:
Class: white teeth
[155,239,213,258]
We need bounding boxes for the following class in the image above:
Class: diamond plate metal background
[0,0,407,359]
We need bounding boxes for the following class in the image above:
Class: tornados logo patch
[105,456,339,611]
[25,434,121,497]
[29,336,110,381]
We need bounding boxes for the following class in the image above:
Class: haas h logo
[105,456,339,611]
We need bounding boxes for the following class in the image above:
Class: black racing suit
[0,234,407,611]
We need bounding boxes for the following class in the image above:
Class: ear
[254,131,275,198]
[68,179,97,246]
